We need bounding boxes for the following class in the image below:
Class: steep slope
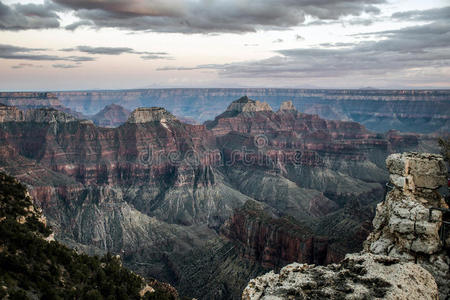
[0,172,178,300]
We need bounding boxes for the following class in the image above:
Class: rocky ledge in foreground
[242,253,438,300]
[243,152,449,299]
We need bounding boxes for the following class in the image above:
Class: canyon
[0,94,446,299]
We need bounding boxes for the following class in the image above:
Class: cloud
[140,53,171,60]
[11,63,43,69]
[391,6,450,22]
[0,44,95,62]
[64,20,92,31]
[51,0,386,33]
[52,64,79,69]
[0,1,60,30]
[157,15,450,81]
[60,45,171,60]
[61,46,136,55]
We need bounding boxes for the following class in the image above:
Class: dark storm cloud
[0,1,60,30]
[158,17,450,78]
[51,0,385,33]
[0,44,95,63]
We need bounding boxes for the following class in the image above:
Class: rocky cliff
[0,92,85,119]
[127,107,177,123]
[243,152,449,299]
[222,201,332,269]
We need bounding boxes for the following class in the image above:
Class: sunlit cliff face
[0,0,449,90]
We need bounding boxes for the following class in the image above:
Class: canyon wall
[0,97,442,299]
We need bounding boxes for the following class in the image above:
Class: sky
[0,0,449,90]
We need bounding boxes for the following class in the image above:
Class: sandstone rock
[226,96,272,113]
[386,152,447,190]
[279,100,296,111]
[0,104,23,122]
[127,107,177,123]
[242,253,439,300]
[24,108,78,123]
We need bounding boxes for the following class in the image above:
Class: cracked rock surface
[242,253,438,300]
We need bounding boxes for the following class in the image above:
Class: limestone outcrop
[279,100,296,111]
[365,152,449,298]
[226,96,272,113]
[127,107,177,123]
[0,105,80,123]
[243,152,448,299]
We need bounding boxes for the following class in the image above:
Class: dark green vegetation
[0,172,176,300]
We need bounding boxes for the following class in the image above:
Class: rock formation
[242,253,439,300]
[279,100,296,112]
[0,92,85,119]
[222,201,332,269]
[127,107,177,123]
[90,103,130,127]
[226,96,272,113]
[243,152,449,299]
[0,104,22,122]
[365,152,449,298]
